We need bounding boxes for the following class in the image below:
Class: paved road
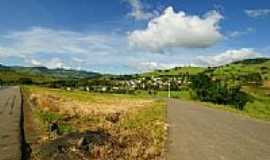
[0,87,22,160]
[167,99,270,160]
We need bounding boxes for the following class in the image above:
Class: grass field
[242,85,270,120]
[211,59,270,80]
[22,86,167,160]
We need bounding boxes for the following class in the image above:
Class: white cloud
[227,27,255,38]
[0,27,128,69]
[30,59,42,66]
[128,7,223,52]
[245,9,270,18]
[0,27,116,57]
[126,0,155,20]
[196,48,261,67]
[28,58,68,69]
[128,61,199,72]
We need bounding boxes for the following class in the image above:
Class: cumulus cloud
[126,0,155,20]
[128,7,223,52]
[245,9,270,18]
[196,48,261,67]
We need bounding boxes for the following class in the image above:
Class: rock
[49,121,59,133]
[57,145,66,153]
[48,121,60,139]
[106,112,121,123]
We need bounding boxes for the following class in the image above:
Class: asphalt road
[167,99,270,160]
[0,86,22,160]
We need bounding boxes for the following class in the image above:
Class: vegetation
[242,85,270,120]
[207,58,270,81]
[142,66,205,77]
[171,58,270,120]
[22,86,167,159]
[190,73,249,110]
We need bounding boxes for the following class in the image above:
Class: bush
[237,72,263,86]
[18,77,33,84]
[190,73,250,110]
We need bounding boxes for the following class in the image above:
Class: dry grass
[23,86,167,160]
[264,80,270,88]
[30,93,153,116]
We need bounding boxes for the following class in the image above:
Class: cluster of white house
[67,76,192,93]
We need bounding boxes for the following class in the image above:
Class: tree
[18,78,33,84]
[190,73,249,110]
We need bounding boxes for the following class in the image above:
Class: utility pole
[168,79,171,98]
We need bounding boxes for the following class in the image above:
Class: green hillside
[142,66,205,77]
[0,64,99,84]
[141,58,270,80]
[208,58,270,81]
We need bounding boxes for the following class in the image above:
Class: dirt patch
[35,130,110,160]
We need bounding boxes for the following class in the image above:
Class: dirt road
[0,86,22,160]
[167,99,270,160]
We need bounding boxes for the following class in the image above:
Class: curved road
[0,87,22,160]
[167,99,270,160]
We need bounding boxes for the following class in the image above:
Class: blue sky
[0,0,269,74]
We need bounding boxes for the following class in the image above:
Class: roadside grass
[120,100,166,145]
[22,85,167,159]
[34,110,75,134]
[242,86,270,121]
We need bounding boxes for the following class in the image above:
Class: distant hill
[139,58,270,80]
[232,58,270,65]
[0,64,100,84]
[142,67,205,77]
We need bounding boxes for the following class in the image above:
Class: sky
[0,0,269,74]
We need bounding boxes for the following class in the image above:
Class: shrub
[18,77,33,84]
[190,73,250,110]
